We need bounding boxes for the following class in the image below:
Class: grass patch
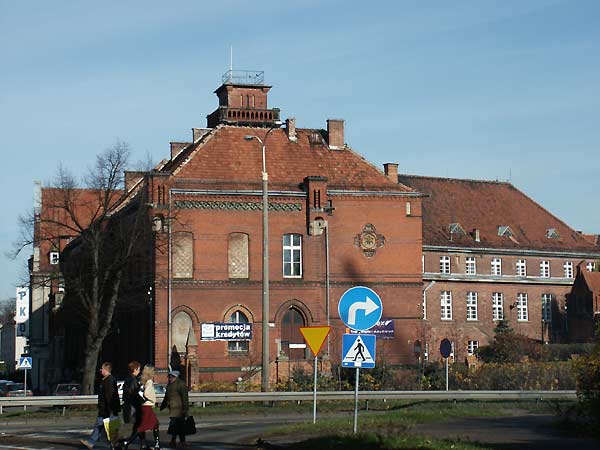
[271,433,494,450]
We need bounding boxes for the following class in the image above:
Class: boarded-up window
[228,233,249,279]
[173,232,193,278]
[172,311,193,354]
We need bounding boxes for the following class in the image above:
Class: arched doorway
[280,307,306,360]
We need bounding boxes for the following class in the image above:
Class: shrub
[572,322,600,428]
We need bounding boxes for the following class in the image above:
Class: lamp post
[244,122,281,392]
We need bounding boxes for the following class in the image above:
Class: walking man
[81,362,121,449]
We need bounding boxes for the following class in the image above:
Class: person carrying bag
[160,370,191,448]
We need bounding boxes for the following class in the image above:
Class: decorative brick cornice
[174,200,302,212]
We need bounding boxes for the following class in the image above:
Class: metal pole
[23,368,27,412]
[261,143,270,393]
[168,189,173,369]
[445,357,449,391]
[325,225,330,356]
[353,367,360,434]
[312,356,317,424]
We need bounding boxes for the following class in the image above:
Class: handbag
[182,416,196,435]
[102,416,121,443]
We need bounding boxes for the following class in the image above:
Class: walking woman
[160,370,189,449]
[122,361,142,439]
[120,364,160,450]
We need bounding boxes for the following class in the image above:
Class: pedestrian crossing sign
[18,356,32,370]
[342,334,376,368]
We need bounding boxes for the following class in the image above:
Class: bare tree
[14,141,154,393]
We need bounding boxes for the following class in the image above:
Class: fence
[0,390,577,414]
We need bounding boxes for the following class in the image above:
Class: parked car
[54,383,81,396]
[5,382,33,397]
[0,380,12,396]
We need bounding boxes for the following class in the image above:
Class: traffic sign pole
[23,369,27,411]
[312,356,318,424]
[353,367,359,434]
[445,358,448,391]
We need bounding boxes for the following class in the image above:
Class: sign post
[338,286,382,434]
[18,356,32,411]
[299,326,331,424]
[439,339,452,391]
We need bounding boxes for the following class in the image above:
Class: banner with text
[201,322,252,341]
[349,319,394,338]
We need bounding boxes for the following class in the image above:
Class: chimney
[472,228,481,242]
[286,118,297,142]
[170,142,189,159]
[124,171,145,191]
[192,128,210,142]
[383,163,399,182]
[327,119,344,149]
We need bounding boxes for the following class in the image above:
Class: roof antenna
[508,168,512,183]
[230,45,233,72]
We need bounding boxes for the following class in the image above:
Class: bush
[476,320,543,363]
[572,322,600,429]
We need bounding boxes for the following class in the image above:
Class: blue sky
[1,0,599,301]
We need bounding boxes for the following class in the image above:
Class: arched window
[172,232,193,278]
[228,310,249,352]
[228,233,249,278]
[172,311,193,355]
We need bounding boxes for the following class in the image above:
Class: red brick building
[397,175,600,362]
[130,71,426,383]
[567,265,600,342]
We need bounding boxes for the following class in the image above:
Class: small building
[567,265,600,342]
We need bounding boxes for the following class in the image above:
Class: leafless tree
[14,141,155,394]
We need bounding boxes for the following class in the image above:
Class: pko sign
[338,286,383,332]
[15,286,29,337]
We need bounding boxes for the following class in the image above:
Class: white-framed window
[422,255,425,273]
[492,292,504,321]
[467,340,479,356]
[541,294,552,322]
[517,293,528,321]
[516,259,527,277]
[422,290,427,320]
[540,260,550,278]
[440,256,451,274]
[49,251,60,265]
[563,261,573,278]
[423,342,429,362]
[283,233,302,278]
[466,292,478,321]
[491,258,502,276]
[586,262,594,272]
[465,256,477,275]
[441,291,452,320]
[227,310,249,352]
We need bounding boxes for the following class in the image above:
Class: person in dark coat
[121,361,142,442]
[160,370,189,448]
[80,361,121,449]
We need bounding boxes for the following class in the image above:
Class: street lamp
[244,122,282,392]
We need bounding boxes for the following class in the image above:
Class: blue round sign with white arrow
[338,286,383,331]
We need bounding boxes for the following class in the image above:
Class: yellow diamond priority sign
[300,326,331,357]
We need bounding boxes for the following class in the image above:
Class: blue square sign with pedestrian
[342,334,376,368]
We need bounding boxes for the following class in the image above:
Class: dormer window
[498,226,514,238]
[546,228,560,239]
[449,223,466,238]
